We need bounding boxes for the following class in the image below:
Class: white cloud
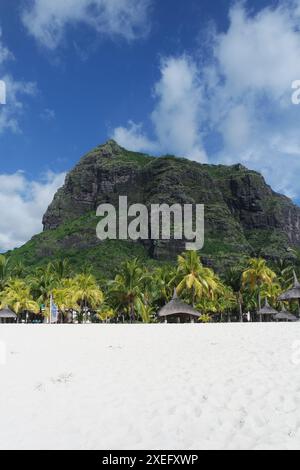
[112,56,207,162]
[0,171,66,251]
[0,74,36,134]
[151,57,207,162]
[0,28,12,64]
[0,31,36,134]
[215,2,300,99]
[113,1,300,198]
[220,104,252,152]
[205,1,300,198]
[22,0,152,49]
[113,121,158,153]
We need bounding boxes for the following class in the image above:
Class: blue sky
[0,0,300,250]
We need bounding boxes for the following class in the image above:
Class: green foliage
[0,250,299,322]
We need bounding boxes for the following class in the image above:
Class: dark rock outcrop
[42,140,300,264]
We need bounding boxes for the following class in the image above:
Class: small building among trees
[158,290,200,323]
[0,307,17,324]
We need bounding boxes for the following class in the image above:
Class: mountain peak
[96,139,122,156]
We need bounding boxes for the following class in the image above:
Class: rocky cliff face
[42,140,300,264]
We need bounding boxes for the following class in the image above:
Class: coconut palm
[1,279,39,318]
[28,264,58,317]
[216,284,237,322]
[51,259,71,280]
[196,297,217,316]
[0,254,10,290]
[176,251,219,306]
[198,313,212,323]
[136,298,155,323]
[261,282,283,310]
[152,265,177,304]
[97,308,116,324]
[53,281,75,323]
[224,267,244,322]
[11,261,27,279]
[109,258,146,322]
[242,258,276,321]
[70,274,104,322]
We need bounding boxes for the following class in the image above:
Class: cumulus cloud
[0,74,36,134]
[215,2,300,99]
[112,56,207,162]
[112,1,300,198]
[0,31,36,133]
[0,171,66,251]
[206,0,300,198]
[0,28,12,64]
[22,0,152,49]
[113,121,158,153]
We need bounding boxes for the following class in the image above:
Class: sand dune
[0,324,300,450]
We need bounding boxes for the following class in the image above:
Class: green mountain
[7,140,300,277]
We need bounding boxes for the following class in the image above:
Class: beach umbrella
[158,289,200,323]
[0,306,17,323]
[278,271,300,317]
[258,299,278,322]
[274,307,298,322]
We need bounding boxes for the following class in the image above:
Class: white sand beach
[1,324,300,450]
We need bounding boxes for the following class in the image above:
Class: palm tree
[97,308,116,324]
[176,251,219,306]
[216,284,237,322]
[242,258,276,321]
[53,281,74,323]
[152,265,177,304]
[136,299,155,323]
[0,254,10,290]
[51,259,71,280]
[11,261,27,279]
[224,267,244,322]
[287,247,300,274]
[70,274,104,323]
[261,282,283,310]
[29,263,58,314]
[272,257,294,290]
[0,279,39,319]
[109,259,145,322]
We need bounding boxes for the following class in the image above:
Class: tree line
[0,250,299,323]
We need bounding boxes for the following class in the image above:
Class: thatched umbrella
[158,290,200,323]
[274,307,298,322]
[0,306,17,323]
[278,271,300,318]
[258,299,278,322]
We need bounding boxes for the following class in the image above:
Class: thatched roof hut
[258,299,278,316]
[158,290,200,323]
[278,271,300,301]
[274,307,298,322]
[0,306,17,323]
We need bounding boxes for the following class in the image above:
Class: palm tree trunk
[258,290,262,323]
[238,292,243,323]
[130,302,135,323]
[192,286,196,308]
